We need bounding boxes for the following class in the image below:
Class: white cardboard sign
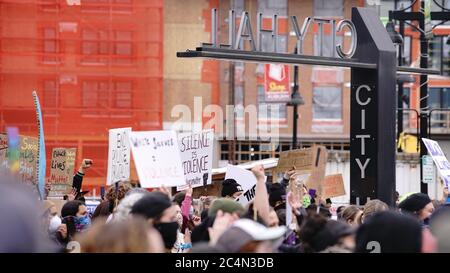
[107,127,131,185]
[225,164,266,206]
[177,130,214,191]
[129,130,184,188]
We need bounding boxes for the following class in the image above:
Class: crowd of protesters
[2,158,450,253]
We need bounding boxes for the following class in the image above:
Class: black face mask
[154,221,179,249]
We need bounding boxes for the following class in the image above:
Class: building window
[81,0,109,13]
[43,27,60,63]
[81,29,109,64]
[312,85,342,120]
[257,85,287,120]
[314,0,343,17]
[39,0,59,12]
[114,81,132,108]
[113,30,133,64]
[258,0,288,53]
[429,87,450,129]
[81,0,133,13]
[43,80,58,108]
[82,81,109,108]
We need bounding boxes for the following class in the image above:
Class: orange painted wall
[0,0,164,195]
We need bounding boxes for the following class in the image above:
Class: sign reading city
[107,127,131,185]
[208,9,357,58]
[129,130,184,188]
[422,138,450,187]
[178,7,439,206]
[177,129,214,191]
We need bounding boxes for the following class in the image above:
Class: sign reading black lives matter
[107,127,131,185]
[129,130,184,188]
[177,129,214,191]
[49,148,76,184]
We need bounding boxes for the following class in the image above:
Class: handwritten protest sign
[225,165,266,206]
[322,174,346,199]
[276,146,328,195]
[177,130,214,191]
[19,136,38,186]
[0,133,8,170]
[49,148,76,184]
[129,130,184,188]
[422,138,450,186]
[107,127,131,185]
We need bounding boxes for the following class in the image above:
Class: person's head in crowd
[172,191,186,207]
[341,205,362,227]
[398,193,434,224]
[42,200,59,232]
[76,217,164,253]
[356,210,436,253]
[208,198,245,218]
[113,192,146,222]
[276,209,286,227]
[268,183,286,211]
[299,214,355,253]
[430,206,450,252]
[61,200,90,235]
[221,179,243,199]
[125,187,149,197]
[361,199,388,223]
[0,177,56,252]
[214,219,287,253]
[336,205,346,220]
[130,192,179,251]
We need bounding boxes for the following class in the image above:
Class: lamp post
[287,47,305,150]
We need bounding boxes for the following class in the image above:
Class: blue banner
[32,91,46,200]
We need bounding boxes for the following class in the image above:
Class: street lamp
[386,21,404,45]
[286,52,305,150]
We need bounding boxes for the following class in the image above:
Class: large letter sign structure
[350,8,396,206]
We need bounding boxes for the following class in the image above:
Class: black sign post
[350,8,397,206]
[177,7,439,207]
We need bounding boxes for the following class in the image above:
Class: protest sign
[177,130,214,191]
[129,130,184,188]
[225,164,266,206]
[0,133,8,170]
[19,135,38,186]
[276,146,328,195]
[107,127,131,185]
[422,138,450,186]
[49,148,76,184]
[322,174,346,199]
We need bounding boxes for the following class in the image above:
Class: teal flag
[32,91,46,200]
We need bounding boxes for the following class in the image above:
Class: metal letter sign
[177,8,439,207]
[350,8,396,206]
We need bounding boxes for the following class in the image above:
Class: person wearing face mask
[130,192,180,252]
[398,192,434,227]
[61,200,91,243]
[42,201,68,249]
